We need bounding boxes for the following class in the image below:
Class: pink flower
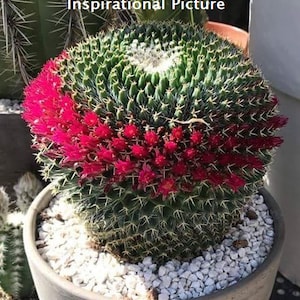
[201,153,215,164]
[154,153,168,167]
[83,111,99,127]
[62,144,87,163]
[192,168,207,181]
[138,166,156,187]
[164,141,177,153]
[80,162,103,179]
[171,126,183,140]
[183,148,197,160]
[208,134,222,147]
[190,130,203,145]
[111,137,127,151]
[131,145,149,159]
[144,131,159,146]
[123,124,139,139]
[79,135,98,149]
[95,124,112,140]
[114,160,135,176]
[97,148,115,163]
[157,178,177,197]
[172,161,187,176]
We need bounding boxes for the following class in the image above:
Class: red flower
[245,156,263,169]
[190,130,203,144]
[83,111,99,127]
[114,160,135,176]
[225,174,246,192]
[266,116,288,130]
[192,168,207,181]
[79,135,98,148]
[97,148,115,163]
[201,153,216,164]
[80,162,103,179]
[181,182,194,192]
[62,144,87,162]
[157,178,177,197]
[218,154,235,166]
[131,145,149,159]
[172,161,187,176]
[208,134,222,147]
[144,131,159,146]
[223,137,239,150]
[111,137,127,151]
[123,124,139,139]
[69,121,86,136]
[183,148,197,160]
[138,166,156,187]
[52,129,72,145]
[154,153,168,167]
[171,126,183,140]
[95,124,112,140]
[208,172,224,187]
[164,141,177,153]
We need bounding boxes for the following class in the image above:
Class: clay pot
[204,21,249,55]
[23,185,284,300]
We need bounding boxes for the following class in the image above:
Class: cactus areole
[23,23,286,263]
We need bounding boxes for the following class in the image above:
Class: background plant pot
[0,114,39,199]
[249,0,300,286]
[23,185,284,300]
[204,21,249,55]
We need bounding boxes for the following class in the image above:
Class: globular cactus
[23,22,287,264]
[0,173,42,298]
[0,0,112,98]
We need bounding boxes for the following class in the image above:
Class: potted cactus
[0,172,42,299]
[22,22,286,299]
[0,0,112,199]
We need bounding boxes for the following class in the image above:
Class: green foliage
[0,0,111,98]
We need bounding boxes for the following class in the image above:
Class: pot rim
[23,184,284,299]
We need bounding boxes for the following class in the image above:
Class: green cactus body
[0,224,34,298]
[0,174,41,298]
[23,22,286,264]
[0,0,110,98]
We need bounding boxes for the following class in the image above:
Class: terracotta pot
[23,184,284,300]
[204,21,249,55]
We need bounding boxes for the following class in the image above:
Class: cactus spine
[23,22,286,264]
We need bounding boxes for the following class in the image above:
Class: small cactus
[0,173,42,298]
[0,0,112,98]
[14,172,43,213]
[23,22,287,263]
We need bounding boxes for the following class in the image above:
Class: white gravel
[0,99,22,113]
[36,193,274,299]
